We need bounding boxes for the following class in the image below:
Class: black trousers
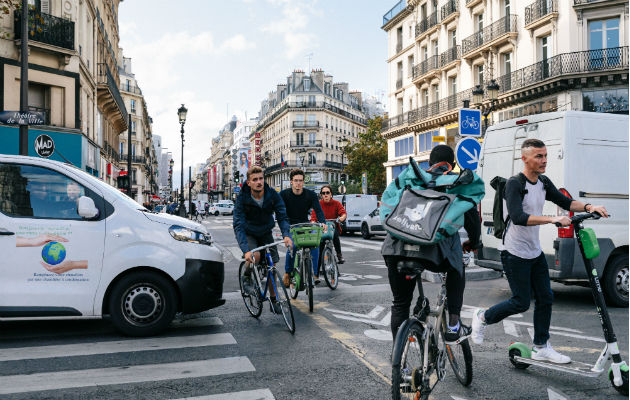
[332,229,342,254]
[385,255,465,339]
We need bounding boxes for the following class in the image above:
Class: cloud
[261,0,319,60]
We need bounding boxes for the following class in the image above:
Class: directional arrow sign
[455,137,482,170]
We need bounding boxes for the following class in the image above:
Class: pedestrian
[471,138,609,363]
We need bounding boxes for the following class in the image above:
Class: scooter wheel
[508,348,530,370]
[609,368,628,396]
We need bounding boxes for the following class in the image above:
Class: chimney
[311,69,324,91]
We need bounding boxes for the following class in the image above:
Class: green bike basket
[290,225,323,248]
[579,228,600,260]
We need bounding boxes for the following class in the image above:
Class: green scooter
[508,212,628,396]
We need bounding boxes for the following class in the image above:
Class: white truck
[334,194,378,235]
[477,111,628,306]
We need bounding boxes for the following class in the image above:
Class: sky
[118,0,389,189]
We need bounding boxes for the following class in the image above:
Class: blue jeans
[484,251,553,346]
[285,232,319,277]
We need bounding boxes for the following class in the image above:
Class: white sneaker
[471,308,487,344]
[531,342,571,364]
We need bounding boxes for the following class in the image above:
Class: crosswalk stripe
[0,333,236,362]
[342,239,382,251]
[0,357,255,395]
[176,389,275,400]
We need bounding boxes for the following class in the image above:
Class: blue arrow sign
[455,137,482,170]
[458,108,482,137]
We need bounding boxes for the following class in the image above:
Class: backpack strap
[502,174,528,245]
[456,194,477,206]
[395,177,401,190]
[538,174,551,192]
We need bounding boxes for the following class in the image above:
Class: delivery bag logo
[34,134,55,158]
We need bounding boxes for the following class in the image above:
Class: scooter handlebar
[553,212,605,227]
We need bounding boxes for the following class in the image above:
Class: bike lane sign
[458,108,482,137]
[455,137,482,170]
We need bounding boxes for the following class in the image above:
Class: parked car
[0,155,227,336]
[361,208,387,239]
[334,194,378,234]
[209,203,234,216]
[477,111,629,306]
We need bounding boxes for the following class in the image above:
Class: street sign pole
[19,0,29,155]
[127,113,132,198]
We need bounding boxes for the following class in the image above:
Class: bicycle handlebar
[245,240,286,261]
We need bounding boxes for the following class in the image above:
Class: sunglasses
[321,191,331,195]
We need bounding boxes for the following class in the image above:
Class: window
[131,144,136,157]
[432,40,438,56]
[423,89,429,106]
[130,99,136,114]
[120,142,124,155]
[303,78,310,91]
[433,84,439,102]
[477,13,483,32]
[417,131,439,153]
[503,52,513,90]
[588,18,621,68]
[308,132,316,144]
[504,0,510,17]
[296,133,304,146]
[28,83,49,123]
[540,35,551,77]
[308,152,316,164]
[450,30,457,48]
[0,164,86,219]
[408,55,414,77]
[449,76,457,95]
[583,88,628,113]
[422,46,428,61]
[477,65,484,85]
[394,136,414,157]
[130,120,136,134]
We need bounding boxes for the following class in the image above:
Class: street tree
[344,117,387,194]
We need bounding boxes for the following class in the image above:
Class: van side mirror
[77,196,99,219]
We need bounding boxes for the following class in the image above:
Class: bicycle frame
[248,241,285,301]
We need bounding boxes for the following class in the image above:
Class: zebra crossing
[0,316,275,399]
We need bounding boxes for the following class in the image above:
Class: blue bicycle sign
[458,109,482,137]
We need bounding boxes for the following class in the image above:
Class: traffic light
[234,175,240,183]
[117,174,129,191]
[340,174,346,185]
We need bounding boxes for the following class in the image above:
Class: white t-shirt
[504,179,546,259]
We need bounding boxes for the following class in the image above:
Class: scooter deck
[513,356,601,377]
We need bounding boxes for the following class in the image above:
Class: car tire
[361,223,372,240]
[603,254,629,307]
[108,271,178,336]
[214,211,219,216]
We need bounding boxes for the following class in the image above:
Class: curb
[421,266,502,283]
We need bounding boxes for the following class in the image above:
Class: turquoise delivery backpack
[380,157,485,245]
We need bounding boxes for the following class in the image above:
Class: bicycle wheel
[392,319,427,400]
[238,261,262,318]
[305,254,314,312]
[272,268,295,334]
[441,310,473,386]
[289,251,301,299]
[322,244,339,290]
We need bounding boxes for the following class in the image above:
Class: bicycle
[318,219,340,290]
[238,241,295,334]
[461,116,480,130]
[287,223,323,313]
[391,269,473,400]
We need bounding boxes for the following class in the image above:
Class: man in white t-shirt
[471,138,608,364]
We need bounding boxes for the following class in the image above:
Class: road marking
[503,320,520,337]
[342,239,383,250]
[547,387,570,400]
[338,272,383,281]
[175,389,275,400]
[512,320,582,333]
[0,357,255,395]
[364,329,392,341]
[172,316,223,328]
[0,333,237,362]
[324,305,385,319]
[326,308,391,327]
[527,327,606,343]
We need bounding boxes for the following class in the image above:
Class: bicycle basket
[290,224,323,248]
[320,221,336,241]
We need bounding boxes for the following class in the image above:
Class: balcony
[415,11,439,40]
[412,55,440,84]
[14,9,74,52]
[440,46,461,70]
[525,0,558,30]
[121,155,146,164]
[466,0,483,7]
[574,0,625,5]
[97,63,128,133]
[462,15,518,59]
[290,140,323,149]
[495,46,629,95]
[121,84,143,95]
[103,141,120,163]
[383,0,407,27]
[292,121,320,129]
[441,0,459,25]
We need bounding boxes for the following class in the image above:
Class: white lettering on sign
[390,215,422,231]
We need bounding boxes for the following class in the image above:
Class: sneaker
[283,273,290,288]
[444,323,471,343]
[471,308,487,344]
[531,342,571,364]
[314,275,321,285]
[241,275,254,294]
[269,299,282,314]
[336,253,345,264]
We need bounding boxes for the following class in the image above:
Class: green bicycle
[288,223,323,313]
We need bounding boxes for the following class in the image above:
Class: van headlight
[169,225,212,245]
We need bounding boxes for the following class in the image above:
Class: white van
[0,155,227,335]
[477,111,628,306]
[334,194,378,234]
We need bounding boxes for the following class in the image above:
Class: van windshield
[67,165,147,210]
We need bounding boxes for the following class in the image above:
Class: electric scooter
[507,212,628,395]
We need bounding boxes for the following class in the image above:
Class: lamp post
[472,79,500,135]
[177,104,187,217]
[338,137,349,183]
[169,158,174,200]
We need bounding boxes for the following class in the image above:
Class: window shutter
[41,0,50,14]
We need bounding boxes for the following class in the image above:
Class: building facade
[252,69,367,191]
[118,55,158,204]
[381,0,629,182]
[0,0,129,187]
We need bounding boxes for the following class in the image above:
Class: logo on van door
[34,134,55,158]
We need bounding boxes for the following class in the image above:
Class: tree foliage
[344,116,387,194]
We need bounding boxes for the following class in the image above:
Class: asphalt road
[0,215,627,399]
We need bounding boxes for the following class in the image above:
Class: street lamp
[169,158,174,200]
[338,137,349,184]
[471,79,500,135]
[177,104,187,217]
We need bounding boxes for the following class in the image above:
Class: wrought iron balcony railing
[97,63,129,123]
[292,121,320,128]
[525,0,557,26]
[14,9,75,50]
[413,55,439,79]
[120,155,146,164]
[441,0,459,21]
[290,140,323,148]
[383,0,407,26]
[462,15,518,55]
[440,46,461,68]
[416,11,439,38]
[121,84,143,95]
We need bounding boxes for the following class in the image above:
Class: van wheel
[361,223,372,239]
[603,254,629,307]
[108,271,178,336]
